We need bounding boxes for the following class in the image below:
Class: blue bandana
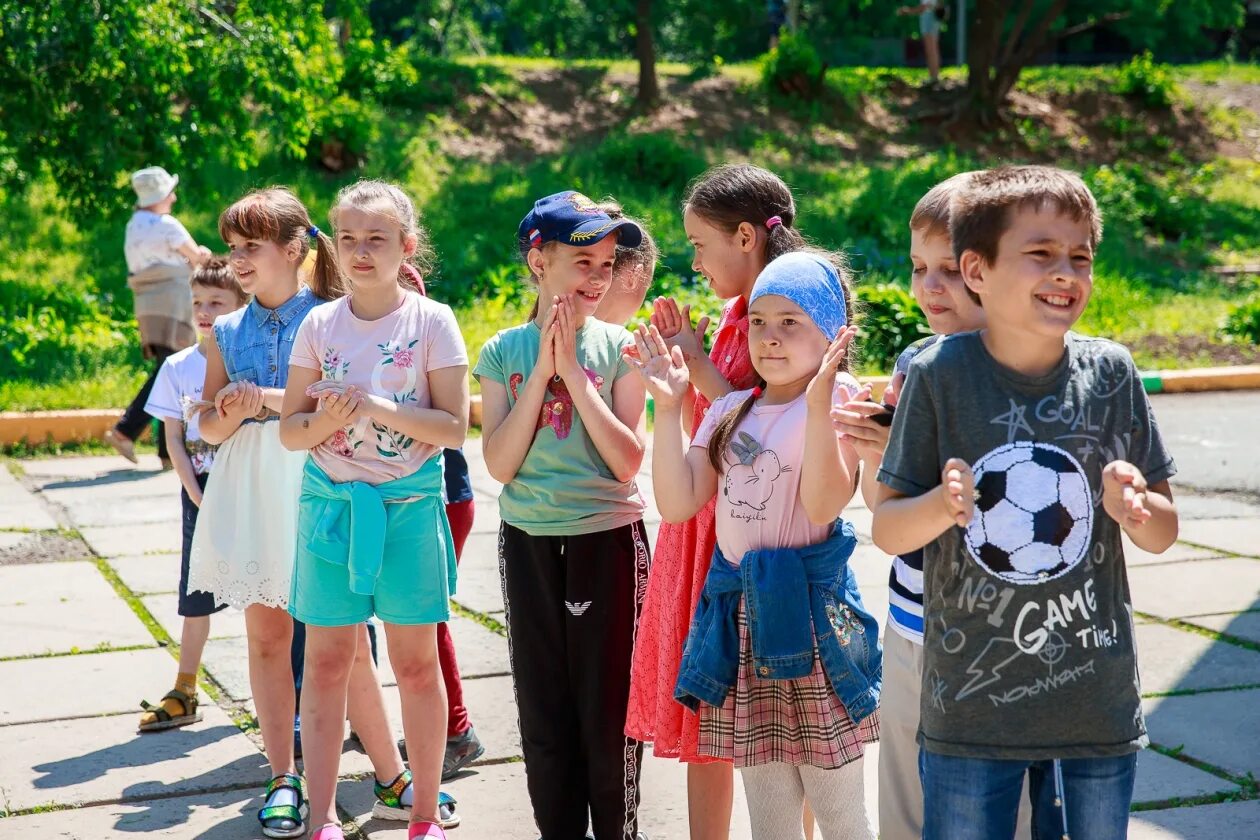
[749,252,848,339]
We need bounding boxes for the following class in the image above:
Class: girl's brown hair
[217,188,345,300]
[600,200,658,296]
[684,163,809,265]
[705,247,860,473]
[323,179,437,293]
[218,187,344,301]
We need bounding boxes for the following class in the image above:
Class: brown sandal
[139,688,201,732]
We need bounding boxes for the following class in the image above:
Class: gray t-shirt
[878,332,1175,760]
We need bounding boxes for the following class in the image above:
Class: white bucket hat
[131,166,179,208]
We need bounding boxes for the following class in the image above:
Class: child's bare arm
[871,458,974,555]
[1103,462,1178,553]
[801,329,861,524]
[198,336,252,445]
[278,365,353,451]
[163,421,202,505]
[480,376,549,485]
[652,403,719,522]
[630,322,717,521]
[554,299,645,482]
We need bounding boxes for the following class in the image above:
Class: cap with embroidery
[517,191,643,255]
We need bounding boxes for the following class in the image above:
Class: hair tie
[751,386,763,398]
[764,216,783,231]
[307,225,320,239]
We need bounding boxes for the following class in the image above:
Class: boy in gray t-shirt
[872,166,1179,840]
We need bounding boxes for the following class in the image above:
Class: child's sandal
[371,770,460,829]
[138,688,201,732]
[258,773,309,839]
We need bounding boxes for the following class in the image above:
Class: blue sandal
[258,773,309,839]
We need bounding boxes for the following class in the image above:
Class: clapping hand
[628,323,691,409]
[650,297,711,362]
[1102,460,1154,529]
[940,458,975,527]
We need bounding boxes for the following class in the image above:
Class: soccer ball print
[964,442,1093,584]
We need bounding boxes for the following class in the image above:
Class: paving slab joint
[450,600,508,638]
[1134,610,1260,654]
[1149,741,1260,793]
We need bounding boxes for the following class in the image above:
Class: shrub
[1223,296,1260,344]
[854,283,930,372]
[308,95,380,172]
[591,132,707,192]
[760,33,825,100]
[1112,52,1177,109]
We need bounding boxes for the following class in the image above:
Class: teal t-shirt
[473,318,646,536]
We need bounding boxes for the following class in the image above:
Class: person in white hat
[106,167,213,467]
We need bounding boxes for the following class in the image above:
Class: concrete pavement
[0,442,1257,838]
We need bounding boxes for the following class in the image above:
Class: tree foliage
[961,0,1243,123]
[0,0,341,215]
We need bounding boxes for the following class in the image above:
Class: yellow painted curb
[6,366,1259,447]
[1,397,486,445]
[1157,365,1260,393]
[0,410,122,445]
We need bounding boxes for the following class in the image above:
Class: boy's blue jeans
[920,748,1137,840]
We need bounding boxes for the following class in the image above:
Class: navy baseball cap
[517,191,643,255]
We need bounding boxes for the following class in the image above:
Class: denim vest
[213,287,320,422]
[674,521,882,723]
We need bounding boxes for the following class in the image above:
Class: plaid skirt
[698,607,880,769]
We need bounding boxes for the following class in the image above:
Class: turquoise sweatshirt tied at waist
[300,456,455,596]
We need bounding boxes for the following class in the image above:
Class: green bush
[591,132,707,192]
[760,33,825,100]
[1112,52,1177,109]
[1223,296,1260,343]
[854,283,930,372]
[308,95,381,171]
[0,305,139,381]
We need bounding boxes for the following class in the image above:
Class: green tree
[959,0,1243,125]
[0,0,341,217]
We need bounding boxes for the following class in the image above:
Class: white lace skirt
[188,421,306,610]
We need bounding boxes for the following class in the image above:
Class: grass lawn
[2,59,1258,412]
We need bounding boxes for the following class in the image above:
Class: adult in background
[105,166,211,467]
[897,2,946,87]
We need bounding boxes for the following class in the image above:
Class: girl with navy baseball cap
[477,190,652,839]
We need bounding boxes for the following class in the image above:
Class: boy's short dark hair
[910,171,978,239]
[950,165,1102,266]
[191,256,248,304]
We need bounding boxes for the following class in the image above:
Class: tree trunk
[959,0,1068,126]
[635,0,659,108]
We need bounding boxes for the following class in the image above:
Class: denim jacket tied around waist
[213,286,320,423]
[674,520,882,724]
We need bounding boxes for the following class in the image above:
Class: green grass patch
[3,61,1258,408]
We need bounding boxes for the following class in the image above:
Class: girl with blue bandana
[631,251,881,839]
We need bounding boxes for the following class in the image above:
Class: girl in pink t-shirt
[631,251,880,840]
[280,181,470,840]
[624,164,820,840]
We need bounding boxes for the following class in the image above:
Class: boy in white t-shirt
[138,256,248,732]
[107,166,213,467]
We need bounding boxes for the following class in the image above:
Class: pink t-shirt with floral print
[290,291,468,485]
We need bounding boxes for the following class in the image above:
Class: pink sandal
[408,821,447,839]
[311,824,345,840]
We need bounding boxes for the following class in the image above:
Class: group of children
[127,158,1178,840]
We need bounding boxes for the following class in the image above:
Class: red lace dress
[624,296,758,761]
